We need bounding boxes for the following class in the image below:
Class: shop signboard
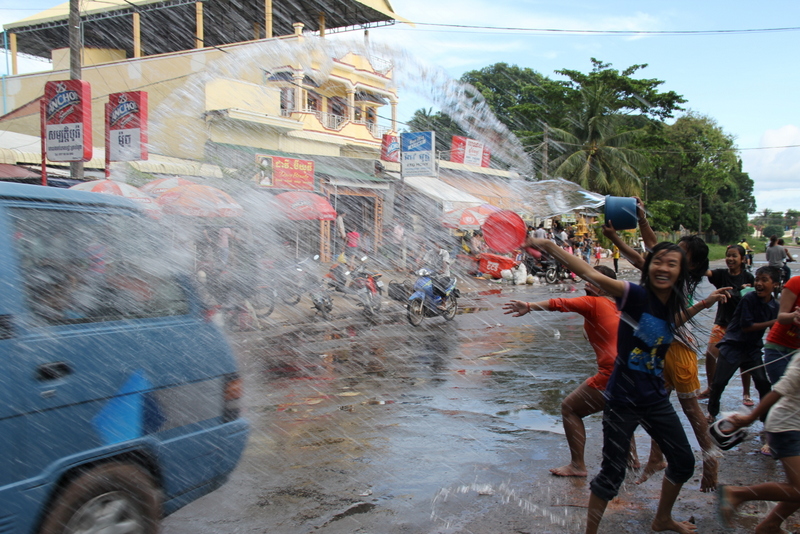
[106,91,148,161]
[400,131,436,177]
[451,135,491,167]
[255,154,314,190]
[42,80,92,162]
[380,134,400,162]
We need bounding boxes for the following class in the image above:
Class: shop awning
[400,174,484,212]
[437,168,524,212]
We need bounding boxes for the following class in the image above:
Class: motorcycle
[328,257,383,319]
[407,269,459,326]
[292,255,334,319]
[542,257,576,284]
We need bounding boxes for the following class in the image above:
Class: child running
[700,244,755,405]
[604,210,719,492]
[503,266,638,477]
[706,267,780,423]
[525,237,730,534]
[717,346,800,533]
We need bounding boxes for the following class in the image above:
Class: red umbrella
[274,191,336,221]
[140,176,196,197]
[156,184,243,217]
[69,180,161,217]
[442,204,501,230]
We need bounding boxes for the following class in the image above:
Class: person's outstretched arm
[602,220,644,270]
[635,197,658,252]
[526,238,625,297]
[503,299,551,317]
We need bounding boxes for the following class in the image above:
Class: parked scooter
[407,269,460,326]
[350,257,384,319]
[294,255,333,319]
[328,256,383,319]
[542,257,576,284]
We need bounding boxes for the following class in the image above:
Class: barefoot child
[604,211,719,492]
[526,238,730,534]
[707,267,780,423]
[503,266,638,477]
[717,348,800,532]
[701,244,754,404]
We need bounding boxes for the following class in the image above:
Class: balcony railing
[280,107,389,138]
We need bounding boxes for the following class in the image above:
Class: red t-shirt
[549,295,619,380]
[766,276,800,349]
[346,231,360,248]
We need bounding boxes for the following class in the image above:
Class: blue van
[0,182,249,533]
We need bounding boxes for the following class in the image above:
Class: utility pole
[541,124,549,180]
[69,0,84,180]
[698,193,702,235]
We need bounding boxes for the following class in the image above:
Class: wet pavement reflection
[162,274,765,533]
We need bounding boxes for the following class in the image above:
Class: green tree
[546,84,649,195]
[644,113,754,241]
[404,108,466,154]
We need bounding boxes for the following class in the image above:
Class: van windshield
[11,208,189,325]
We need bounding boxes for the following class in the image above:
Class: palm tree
[547,84,648,196]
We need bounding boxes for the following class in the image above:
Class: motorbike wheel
[316,300,331,320]
[545,267,558,284]
[253,286,276,317]
[370,290,382,312]
[407,299,424,326]
[443,297,458,321]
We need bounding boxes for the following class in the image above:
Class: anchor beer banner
[106,91,148,161]
[450,136,491,168]
[42,80,92,162]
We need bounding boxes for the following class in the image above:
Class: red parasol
[156,184,243,217]
[274,191,336,221]
[140,176,197,197]
[69,180,161,217]
[442,204,501,230]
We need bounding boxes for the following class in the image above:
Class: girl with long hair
[525,237,730,534]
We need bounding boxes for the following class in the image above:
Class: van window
[11,208,189,325]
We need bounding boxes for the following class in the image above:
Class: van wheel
[39,463,161,534]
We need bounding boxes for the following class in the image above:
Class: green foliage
[763,225,784,239]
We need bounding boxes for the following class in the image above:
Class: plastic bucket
[604,196,638,230]
[482,210,528,253]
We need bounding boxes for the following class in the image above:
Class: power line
[402,22,800,36]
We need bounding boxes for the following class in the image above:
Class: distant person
[534,224,547,239]
[612,245,620,274]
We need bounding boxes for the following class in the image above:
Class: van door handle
[36,361,72,381]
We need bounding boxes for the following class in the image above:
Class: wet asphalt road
[162,260,797,534]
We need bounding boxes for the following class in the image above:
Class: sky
[2,0,799,214]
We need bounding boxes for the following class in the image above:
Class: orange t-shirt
[766,276,800,350]
[549,296,620,382]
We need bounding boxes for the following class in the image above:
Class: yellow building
[0,0,409,259]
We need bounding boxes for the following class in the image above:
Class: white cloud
[741,125,800,212]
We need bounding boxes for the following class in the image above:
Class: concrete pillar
[390,100,397,132]
[318,13,326,37]
[132,11,141,57]
[293,72,304,112]
[293,22,304,36]
[9,33,17,75]
[195,2,204,48]
[346,90,355,122]
[264,0,273,38]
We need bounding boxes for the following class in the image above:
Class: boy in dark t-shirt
[707,267,780,422]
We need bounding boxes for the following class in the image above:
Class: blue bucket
[604,196,638,230]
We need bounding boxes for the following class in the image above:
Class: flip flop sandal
[743,396,755,406]
[716,484,736,528]
[760,444,773,456]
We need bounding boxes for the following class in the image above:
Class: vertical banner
[107,91,148,162]
[42,80,92,162]
[380,134,400,162]
[400,131,436,177]
[451,135,490,167]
